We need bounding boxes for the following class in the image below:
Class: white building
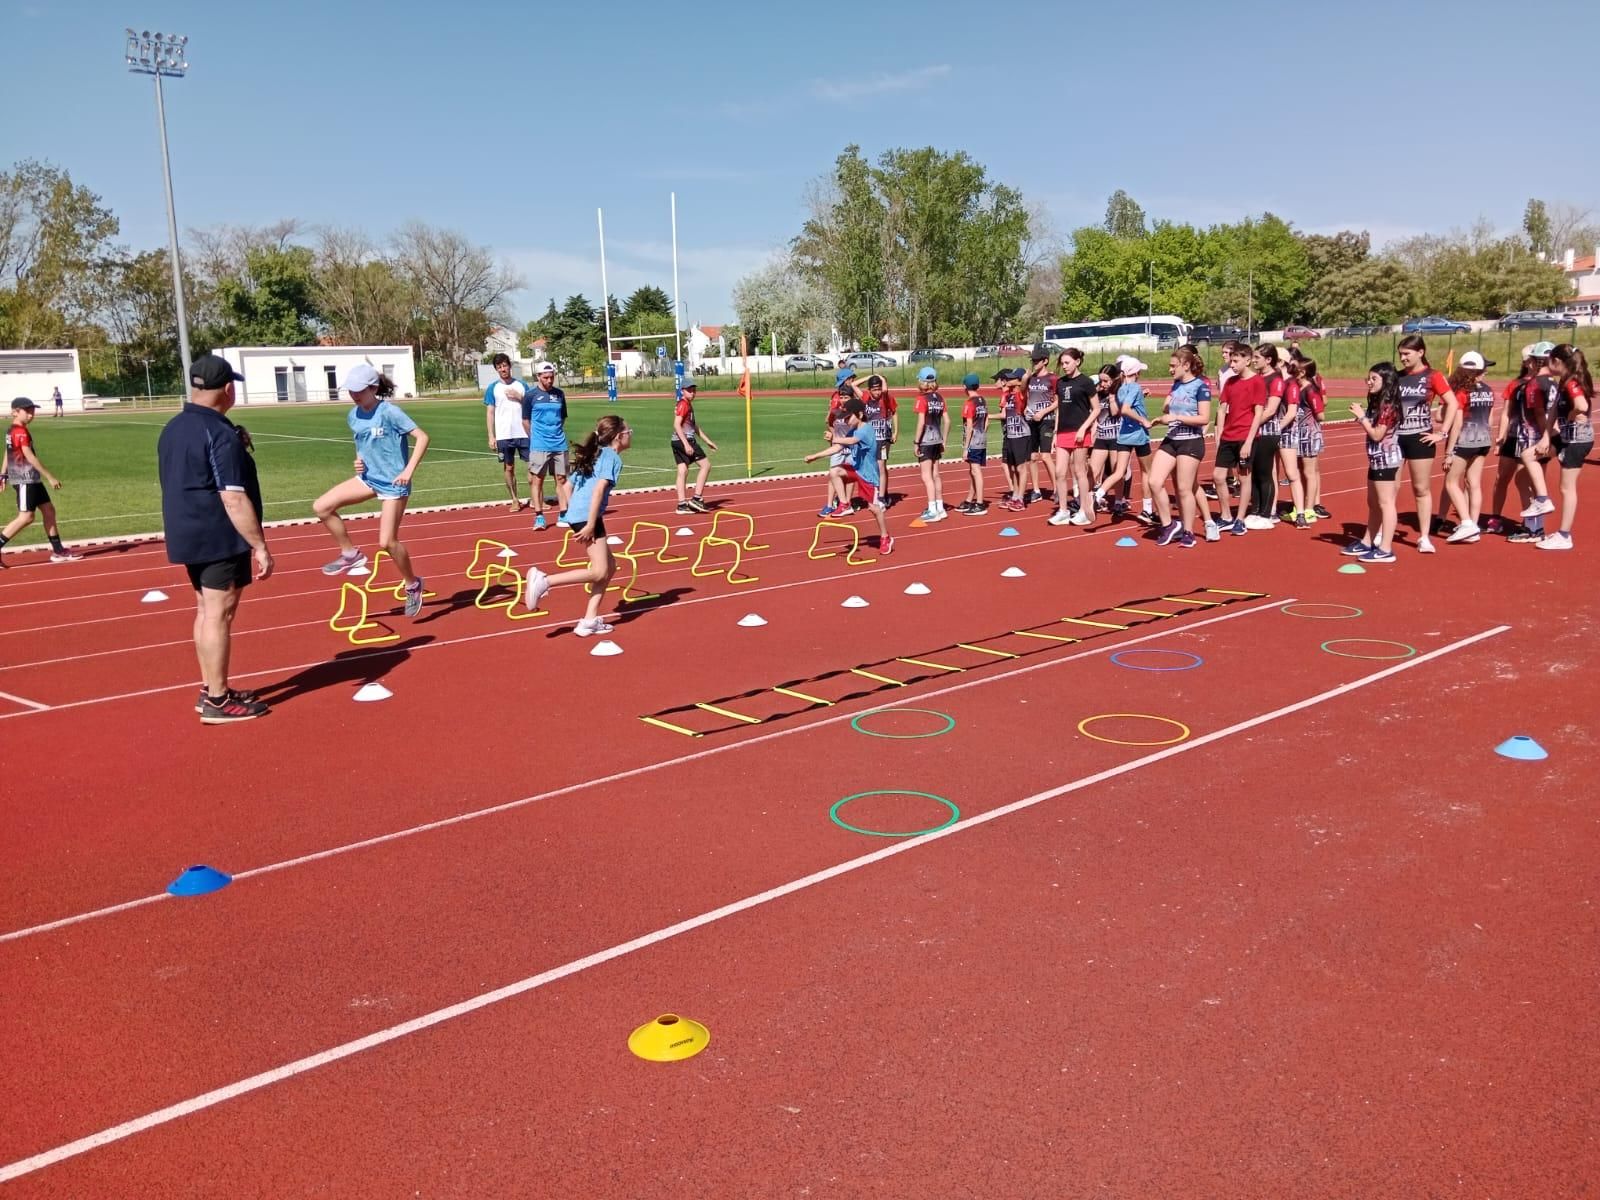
[0,348,84,413]
[1558,247,1600,321]
[686,324,724,366]
[484,324,521,363]
[218,345,417,406]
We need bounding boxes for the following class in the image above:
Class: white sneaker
[925,507,948,523]
[1445,521,1480,544]
[1521,497,1555,518]
[572,618,615,637]
[523,567,551,611]
[1417,537,1436,554]
[1537,531,1573,551]
[1204,521,1221,543]
[1068,510,1092,527]
[1047,510,1073,526]
[1243,514,1275,530]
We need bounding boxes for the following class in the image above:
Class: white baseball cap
[341,363,380,393]
[1458,351,1495,371]
[1116,354,1148,374]
[535,361,556,374]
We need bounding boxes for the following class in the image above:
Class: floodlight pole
[126,29,193,386]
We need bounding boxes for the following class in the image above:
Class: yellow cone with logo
[628,1014,710,1062]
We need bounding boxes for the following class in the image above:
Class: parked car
[1282,325,1322,341]
[1401,315,1472,334]
[1496,310,1577,331]
[1190,324,1247,344]
[906,349,955,363]
[972,345,999,359]
[843,351,896,370]
[1328,324,1386,338]
[784,354,834,372]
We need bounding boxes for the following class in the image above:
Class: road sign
[656,344,667,359]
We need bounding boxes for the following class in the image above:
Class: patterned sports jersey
[1023,371,1056,418]
[962,394,989,451]
[673,396,698,442]
[1454,382,1495,449]
[1093,391,1119,441]
[1365,398,1402,470]
[915,391,947,447]
[1163,378,1209,441]
[1258,373,1288,437]
[999,391,1028,439]
[1555,377,1593,442]
[1395,369,1449,435]
[862,391,897,445]
[5,423,40,484]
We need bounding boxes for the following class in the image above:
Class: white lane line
[0,596,1286,942]
[0,689,49,711]
[0,622,1508,1184]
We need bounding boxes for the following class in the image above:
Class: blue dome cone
[1494,735,1547,761]
[999,526,1020,537]
[1115,536,1138,547]
[168,864,231,896]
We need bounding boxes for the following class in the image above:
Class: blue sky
[3,0,1596,328]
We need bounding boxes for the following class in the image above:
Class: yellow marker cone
[628,1013,710,1062]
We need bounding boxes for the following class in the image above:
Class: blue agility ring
[1109,648,1203,673]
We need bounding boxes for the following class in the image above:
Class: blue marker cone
[168,865,231,896]
[1115,536,1138,547]
[999,527,1020,537]
[1494,735,1547,761]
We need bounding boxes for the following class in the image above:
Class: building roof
[697,324,723,339]
[1564,255,1596,275]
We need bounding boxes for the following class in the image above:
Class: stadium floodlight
[125,26,193,383]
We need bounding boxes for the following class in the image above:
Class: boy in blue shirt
[521,361,569,530]
[804,397,894,555]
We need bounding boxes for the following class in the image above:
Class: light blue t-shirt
[349,400,417,485]
[521,385,568,453]
[848,422,880,487]
[563,446,622,525]
[1116,383,1149,446]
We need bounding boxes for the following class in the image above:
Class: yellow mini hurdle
[329,582,399,645]
[806,519,876,565]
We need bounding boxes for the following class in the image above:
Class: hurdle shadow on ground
[542,586,692,638]
[1313,522,1368,548]
[413,585,487,626]
[254,635,433,708]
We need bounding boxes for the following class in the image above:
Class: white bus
[1042,315,1191,354]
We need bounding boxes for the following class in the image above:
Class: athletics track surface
[1,421,1594,1197]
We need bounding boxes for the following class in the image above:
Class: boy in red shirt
[671,381,717,514]
[1212,346,1267,535]
[0,397,82,564]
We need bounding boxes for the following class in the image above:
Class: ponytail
[570,413,626,479]
[1548,344,1594,399]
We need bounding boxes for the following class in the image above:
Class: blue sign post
[605,361,617,404]
[673,359,686,401]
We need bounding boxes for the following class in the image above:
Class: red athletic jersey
[4,423,38,484]
[1219,374,1266,440]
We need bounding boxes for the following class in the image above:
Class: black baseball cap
[11,396,37,411]
[190,354,244,390]
[1030,345,1050,362]
[992,368,1022,382]
[681,380,697,391]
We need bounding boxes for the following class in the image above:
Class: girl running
[523,414,632,635]
[1290,356,1328,523]
[1147,347,1212,548]
[1441,351,1495,543]
[1393,335,1451,553]
[1345,362,1402,564]
[1537,343,1593,551]
[1087,363,1123,510]
[315,365,431,617]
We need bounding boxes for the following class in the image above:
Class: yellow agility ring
[1076,712,1191,747]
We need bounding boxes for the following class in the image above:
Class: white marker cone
[737,613,767,627]
[606,535,623,545]
[498,547,518,559]
[140,589,169,603]
[903,582,931,595]
[347,565,371,577]
[590,640,624,657]
[1001,567,1027,578]
[841,595,870,608]
[353,682,392,702]
[675,527,694,537]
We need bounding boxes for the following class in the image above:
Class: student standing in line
[314,365,431,617]
[997,370,1031,513]
[1275,355,1310,528]
[1244,344,1285,529]
[523,361,570,531]
[911,366,949,522]
[523,414,632,634]
[1485,347,1541,537]
[1051,348,1097,525]
[1099,360,1153,521]
[1441,351,1495,543]
[1537,343,1593,551]
[1393,335,1452,553]
[1213,344,1265,534]
[860,374,898,505]
[484,354,529,511]
[957,372,989,515]
[1087,363,1122,506]
[0,397,83,563]
[1345,362,1403,564]
[1289,356,1328,523]
[1147,347,1212,548]
[1021,346,1057,503]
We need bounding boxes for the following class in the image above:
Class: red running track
[1,429,1594,1196]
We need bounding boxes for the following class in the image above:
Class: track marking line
[0,597,1287,943]
[0,689,49,711]
[0,622,1508,1184]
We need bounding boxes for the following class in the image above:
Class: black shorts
[1498,436,1519,460]
[1215,439,1248,469]
[1452,444,1490,461]
[1554,435,1592,470]
[1367,467,1399,483]
[186,552,252,592]
[1028,418,1055,450]
[11,481,51,512]
[496,438,529,466]
[915,444,944,463]
[1160,436,1205,461]
[1002,436,1033,467]
[1118,442,1151,459]
[1398,432,1436,461]
[671,438,706,466]
[566,517,607,539]
[1093,437,1119,453]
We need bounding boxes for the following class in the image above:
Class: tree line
[0,159,522,394]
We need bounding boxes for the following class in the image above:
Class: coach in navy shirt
[157,354,274,724]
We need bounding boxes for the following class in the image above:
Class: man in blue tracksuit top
[521,361,569,530]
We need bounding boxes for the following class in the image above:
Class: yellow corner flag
[738,334,753,475]
[1444,349,1455,374]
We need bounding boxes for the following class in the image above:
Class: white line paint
[0,596,1287,942]
[0,689,49,711]
[0,622,1507,1184]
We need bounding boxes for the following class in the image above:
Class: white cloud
[812,65,952,103]
[503,240,776,325]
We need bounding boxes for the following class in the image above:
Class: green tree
[1103,190,1146,239]
[1523,199,1552,257]
[1304,257,1414,325]
[1202,214,1311,328]
[0,159,121,347]
[208,244,319,345]
[621,285,672,321]
[794,145,886,346]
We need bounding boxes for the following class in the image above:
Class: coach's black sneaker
[199,693,269,724]
[688,496,710,514]
[195,687,261,715]
[675,502,695,514]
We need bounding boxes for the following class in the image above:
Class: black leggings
[1250,435,1280,518]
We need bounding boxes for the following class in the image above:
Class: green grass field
[9,393,855,547]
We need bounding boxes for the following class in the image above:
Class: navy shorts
[496,437,529,465]
[965,448,987,466]
[1002,436,1033,467]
